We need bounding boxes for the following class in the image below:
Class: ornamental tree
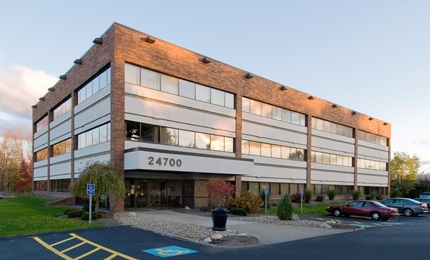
[70,161,126,211]
[205,178,235,209]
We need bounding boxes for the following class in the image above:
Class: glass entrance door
[149,180,167,207]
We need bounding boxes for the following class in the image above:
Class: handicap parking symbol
[143,246,198,258]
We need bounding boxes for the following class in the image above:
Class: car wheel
[381,217,389,221]
[371,212,381,221]
[404,208,413,217]
[333,209,342,217]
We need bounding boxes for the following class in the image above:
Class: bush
[369,191,377,200]
[376,194,383,200]
[229,207,247,216]
[205,178,235,208]
[277,194,294,220]
[316,194,324,202]
[63,208,76,215]
[229,191,263,213]
[304,189,312,203]
[80,211,103,221]
[327,189,337,200]
[83,205,95,212]
[67,209,85,218]
[352,190,361,200]
[289,193,304,203]
[390,190,402,198]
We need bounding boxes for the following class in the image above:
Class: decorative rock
[184,206,191,210]
[238,233,248,236]
[291,213,299,221]
[128,212,137,217]
[203,237,212,243]
[211,233,223,240]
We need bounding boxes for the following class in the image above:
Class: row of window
[357,158,387,171]
[77,68,111,104]
[53,139,71,157]
[311,118,353,138]
[126,121,234,152]
[241,140,305,161]
[242,182,358,196]
[77,123,111,149]
[358,130,387,146]
[36,116,49,132]
[53,98,72,120]
[33,179,71,192]
[310,151,352,167]
[125,63,235,108]
[242,97,306,126]
[36,148,48,161]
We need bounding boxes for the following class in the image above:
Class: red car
[326,200,399,221]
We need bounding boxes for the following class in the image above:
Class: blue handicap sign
[264,187,269,195]
[87,184,95,195]
[143,246,198,258]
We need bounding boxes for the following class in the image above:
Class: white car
[0,193,3,199]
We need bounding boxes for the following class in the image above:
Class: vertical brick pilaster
[306,114,312,188]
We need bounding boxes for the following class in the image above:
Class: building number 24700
[148,156,183,167]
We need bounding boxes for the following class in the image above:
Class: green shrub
[390,190,402,198]
[277,194,294,220]
[376,194,383,200]
[82,205,95,212]
[327,189,337,200]
[369,191,377,200]
[80,211,103,221]
[229,191,263,213]
[352,190,361,200]
[67,209,85,218]
[63,208,76,215]
[260,189,270,204]
[316,195,324,202]
[304,189,312,203]
[229,207,247,216]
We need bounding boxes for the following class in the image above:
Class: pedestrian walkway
[133,209,353,245]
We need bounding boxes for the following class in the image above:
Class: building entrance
[124,178,183,208]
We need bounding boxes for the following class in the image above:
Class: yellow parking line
[33,233,138,260]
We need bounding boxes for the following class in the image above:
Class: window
[125,63,140,85]
[311,151,353,167]
[160,128,179,146]
[161,74,179,95]
[141,67,160,90]
[210,135,224,151]
[179,79,195,99]
[52,139,71,157]
[36,116,48,132]
[77,123,111,149]
[358,130,387,146]
[53,97,71,120]
[196,84,211,103]
[179,130,195,148]
[243,140,305,161]
[357,158,387,171]
[195,133,210,149]
[312,118,353,138]
[211,88,225,106]
[35,148,48,161]
[77,67,111,104]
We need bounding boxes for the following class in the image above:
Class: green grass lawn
[0,196,104,237]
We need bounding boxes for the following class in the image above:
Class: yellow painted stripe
[75,247,101,260]
[61,241,86,253]
[51,236,76,247]
[105,253,120,260]
[33,237,74,260]
[70,233,138,260]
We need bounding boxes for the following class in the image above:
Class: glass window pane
[343,156,351,167]
[225,93,234,108]
[316,152,323,163]
[250,142,261,156]
[141,124,154,143]
[299,114,306,126]
[336,156,343,166]
[141,68,160,90]
[179,130,195,148]
[242,97,250,113]
[79,134,85,149]
[179,79,195,99]
[85,83,92,100]
[282,147,291,159]
[99,71,107,89]
[282,109,291,123]
[106,68,111,85]
[261,143,271,157]
[211,88,224,106]
[242,140,250,154]
[272,107,282,120]
[86,131,92,147]
[92,77,100,94]
[195,133,210,149]
[323,121,330,132]
[225,137,234,152]
[272,145,281,158]
[196,84,211,103]
[92,128,100,145]
[250,100,262,115]
[126,121,140,141]
[261,103,272,118]
[107,123,111,141]
[322,153,330,164]
[125,63,140,85]
[160,128,179,146]
[100,124,107,142]
[210,135,224,151]
[291,112,300,125]
[330,154,337,165]
[161,74,179,95]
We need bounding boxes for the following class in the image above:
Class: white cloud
[0,64,57,119]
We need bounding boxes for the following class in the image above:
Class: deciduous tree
[390,151,420,195]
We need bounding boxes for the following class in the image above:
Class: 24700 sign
[148,156,183,167]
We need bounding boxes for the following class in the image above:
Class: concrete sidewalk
[132,209,353,245]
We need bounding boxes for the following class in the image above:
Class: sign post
[300,188,304,214]
[87,184,95,224]
[264,187,269,214]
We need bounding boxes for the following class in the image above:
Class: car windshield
[373,201,388,208]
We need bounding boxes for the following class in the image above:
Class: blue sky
[0,1,429,172]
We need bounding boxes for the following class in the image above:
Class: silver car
[381,198,428,217]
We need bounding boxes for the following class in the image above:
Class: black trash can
[212,208,229,231]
